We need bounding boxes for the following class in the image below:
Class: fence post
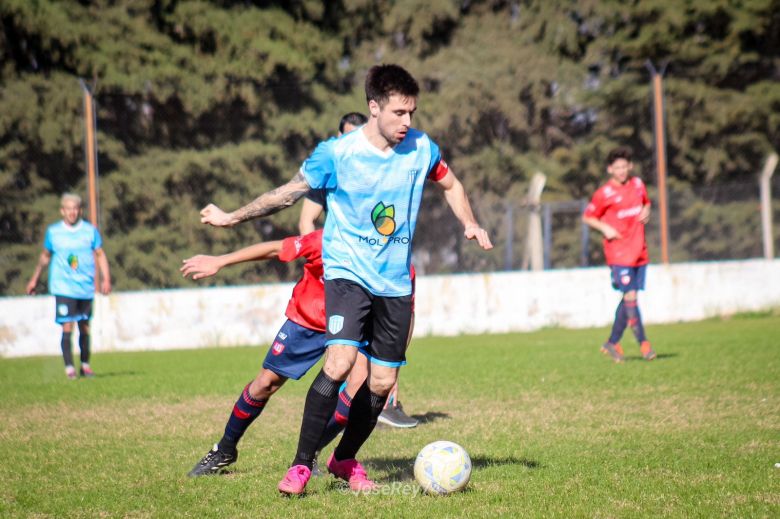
[542,203,552,270]
[504,201,514,270]
[580,199,589,266]
[760,152,779,259]
[646,60,670,264]
[521,172,546,271]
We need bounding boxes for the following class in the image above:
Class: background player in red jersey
[582,147,657,363]
[182,230,328,476]
[181,229,416,476]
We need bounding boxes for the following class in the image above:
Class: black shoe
[377,401,418,428]
[188,444,238,477]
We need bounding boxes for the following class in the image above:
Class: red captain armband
[428,159,450,181]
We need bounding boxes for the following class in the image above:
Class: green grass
[1,316,779,518]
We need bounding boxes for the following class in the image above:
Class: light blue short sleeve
[43,227,53,252]
[427,138,442,175]
[92,227,103,250]
[301,138,337,190]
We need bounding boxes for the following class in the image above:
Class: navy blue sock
[218,383,267,453]
[78,332,90,364]
[292,370,342,468]
[333,381,387,461]
[607,300,628,345]
[624,300,647,343]
[60,332,73,367]
[318,388,353,451]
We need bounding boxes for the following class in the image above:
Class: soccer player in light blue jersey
[299,111,418,431]
[26,193,111,379]
[201,64,492,494]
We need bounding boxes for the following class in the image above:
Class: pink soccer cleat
[277,465,311,495]
[326,453,377,491]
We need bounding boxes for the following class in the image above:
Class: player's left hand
[464,225,493,250]
[638,205,651,224]
[100,278,112,295]
[181,255,220,280]
[200,204,234,227]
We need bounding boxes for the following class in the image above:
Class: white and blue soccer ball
[414,440,472,495]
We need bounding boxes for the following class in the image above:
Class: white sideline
[1,259,779,358]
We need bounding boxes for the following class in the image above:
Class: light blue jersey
[44,220,103,299]
[301,127,446,296]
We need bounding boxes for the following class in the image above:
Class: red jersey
[278,230,326,332]
[278,229,417,331]
[583,177,650,267]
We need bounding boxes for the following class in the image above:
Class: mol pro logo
[372,202,396,236]
[360,202,410,246]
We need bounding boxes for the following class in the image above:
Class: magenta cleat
[326,453,377,492]
[277,465,311,495]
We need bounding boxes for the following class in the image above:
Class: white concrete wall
[2,259,779,358]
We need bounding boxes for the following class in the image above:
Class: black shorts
[54,296,93,324]
[324,278,412,367]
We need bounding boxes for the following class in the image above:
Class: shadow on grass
[365,454,540,482]
[409,411,451,424]
[91,370,141,378]
[624,352,677,362]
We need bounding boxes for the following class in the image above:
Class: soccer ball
[413,440,472,495]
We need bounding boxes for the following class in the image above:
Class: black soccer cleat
[187,444,238,477]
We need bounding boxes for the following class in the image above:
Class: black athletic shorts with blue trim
[324,278,412,368]
[54,296,93,324]
[262,319,327,380]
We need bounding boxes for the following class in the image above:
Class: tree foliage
[1,0,778,293]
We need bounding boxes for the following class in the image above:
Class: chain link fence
[410,174,780,274]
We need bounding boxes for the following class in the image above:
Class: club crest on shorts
[328,315,344,334]
[271,341,285,356]
[58,304,68,316]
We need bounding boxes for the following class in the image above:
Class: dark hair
[365,64,420,106]
[338,112,367,133]
[606,146,633,165]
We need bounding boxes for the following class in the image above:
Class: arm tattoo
[232,171,310,222]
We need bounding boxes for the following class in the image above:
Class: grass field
[1,314,779,518]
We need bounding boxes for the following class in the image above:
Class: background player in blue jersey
[299,111,418,430]
[200,64,492,494]
[26,193,111,379]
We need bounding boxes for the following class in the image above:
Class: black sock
[317,388,353,451]
[607,300,628,345]
[61,332,73,367]
[218,383,267,454]
[78,332,90,364]
[624,300,648,343]
[291,370,342,468]
[333,381,387,461]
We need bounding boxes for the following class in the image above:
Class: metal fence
[410,175,780,275]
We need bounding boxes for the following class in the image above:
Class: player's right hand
[181,255,220,280]
[25,280,37,295]
[602,225,622,241]
[200,204,234,227]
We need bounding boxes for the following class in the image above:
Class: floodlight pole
[79,79,99,229]
[760,152,779,259]
[646,60,670,264]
